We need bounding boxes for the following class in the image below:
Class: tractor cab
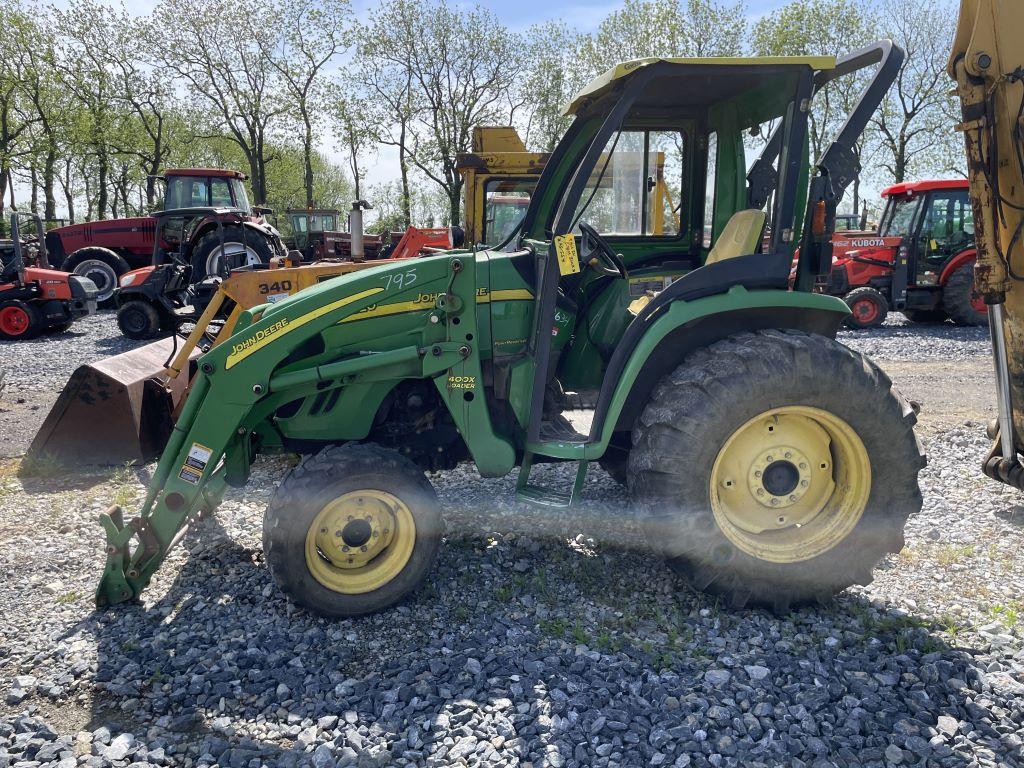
[286,209,342,260]
[502,47,899,500]
[160,169,252,214]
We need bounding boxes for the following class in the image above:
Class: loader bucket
[27,337,200,466]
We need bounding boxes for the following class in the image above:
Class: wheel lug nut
[770,498,779,505]
[784,452,792,459]
[342,545,350,552]
[335,530,344,537]
[766,455,774,462]
[799,463,807,469]
[789,495,797,502]
[360,545,368,552]
[756,489,764,496]
[754,471,762,478]
[801,480,809,487]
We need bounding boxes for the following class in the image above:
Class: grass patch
[937,543,975,566]
[986,601,1023,628]
[55,591,81,604]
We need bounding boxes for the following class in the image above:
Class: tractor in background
[823,179,982,328]
[0,214,98,340]
[44,168,283,305]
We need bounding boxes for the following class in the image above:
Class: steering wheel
[578,221,627,279]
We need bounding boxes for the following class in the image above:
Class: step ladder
[515,418,590,508]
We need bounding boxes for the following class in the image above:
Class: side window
[920,190,972,263]
[703,132,718,247]
[573,129,685,237]
[211,179,233,207]
[188,179,209,207]
[484,178,535,245]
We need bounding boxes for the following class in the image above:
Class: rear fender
[592,287,850,453]
[938,248,976,285]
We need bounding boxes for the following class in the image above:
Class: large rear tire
[627,330,924,612]
[263,443,443,618]
[63,247,129,308]
[190,225,274,281]
[942,263,988,326]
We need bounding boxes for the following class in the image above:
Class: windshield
[484,179,535,245]
[880,196,920,237]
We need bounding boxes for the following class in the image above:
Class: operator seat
[704,209,768,265]
[1,247,20,283]
[628,209,768,314]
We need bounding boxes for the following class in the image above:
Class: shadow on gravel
[56,502,1014,767]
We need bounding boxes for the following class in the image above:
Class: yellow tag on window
[553,234,581,276]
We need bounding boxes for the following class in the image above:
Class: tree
[871,0,960,183]
[751,0,877,211]
[329,85,375,202]
[152,0,288,203]
[254,0,353,208]
[363,0,524,225]
[517,22,590,152]
[581,0,746,71]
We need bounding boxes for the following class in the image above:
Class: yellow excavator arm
[950,0,1024,487]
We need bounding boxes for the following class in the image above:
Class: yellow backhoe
[950,0,1024,488]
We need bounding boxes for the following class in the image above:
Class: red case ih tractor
[44,169,282,306]
[823,179,984,328]
[0,215,98,340]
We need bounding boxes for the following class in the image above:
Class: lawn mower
[0,215,98,340]
[89,45,927,618]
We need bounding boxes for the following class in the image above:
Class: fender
[938,247,976,285]
[587,287,850,457]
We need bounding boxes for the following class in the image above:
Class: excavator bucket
[28,338,200,466]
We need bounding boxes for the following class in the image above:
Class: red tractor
[44,169,281,306]
[1,215,98,340]
[823,179,983,329]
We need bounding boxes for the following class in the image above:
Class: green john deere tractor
[97,42,925,617]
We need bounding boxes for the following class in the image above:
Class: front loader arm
[97,254,501,607]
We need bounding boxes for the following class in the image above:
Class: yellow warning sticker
[553,234,580,276]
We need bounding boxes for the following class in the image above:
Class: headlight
[120,273,138,287]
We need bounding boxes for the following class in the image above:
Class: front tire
[117,300,163,340]
[0,300,41,340]
[942,263,988,326]
[842,287,888,329]
[263,443,443,618]
[628,330,924,612]
[63,247,129,308]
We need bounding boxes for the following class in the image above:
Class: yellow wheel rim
[304,490,416,594]
[709,406,870,564]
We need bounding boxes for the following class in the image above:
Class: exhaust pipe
[348,200,372,262]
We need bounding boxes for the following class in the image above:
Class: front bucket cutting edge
[27,337,201,466]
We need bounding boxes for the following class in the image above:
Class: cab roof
[164,168,248,180]
[881,179,969,197]
[564,55,837,115]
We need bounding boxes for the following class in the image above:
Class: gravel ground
[2,312,1023,768]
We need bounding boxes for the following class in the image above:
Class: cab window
[211,178,233,207]
[572,129,685,238]
[919,189,973,263]
[165,176,210,209]
[484,178,535,245]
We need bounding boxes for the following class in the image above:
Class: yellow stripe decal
[340,289,534,324]
[480,289,534,302]
[225,287,384,369]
